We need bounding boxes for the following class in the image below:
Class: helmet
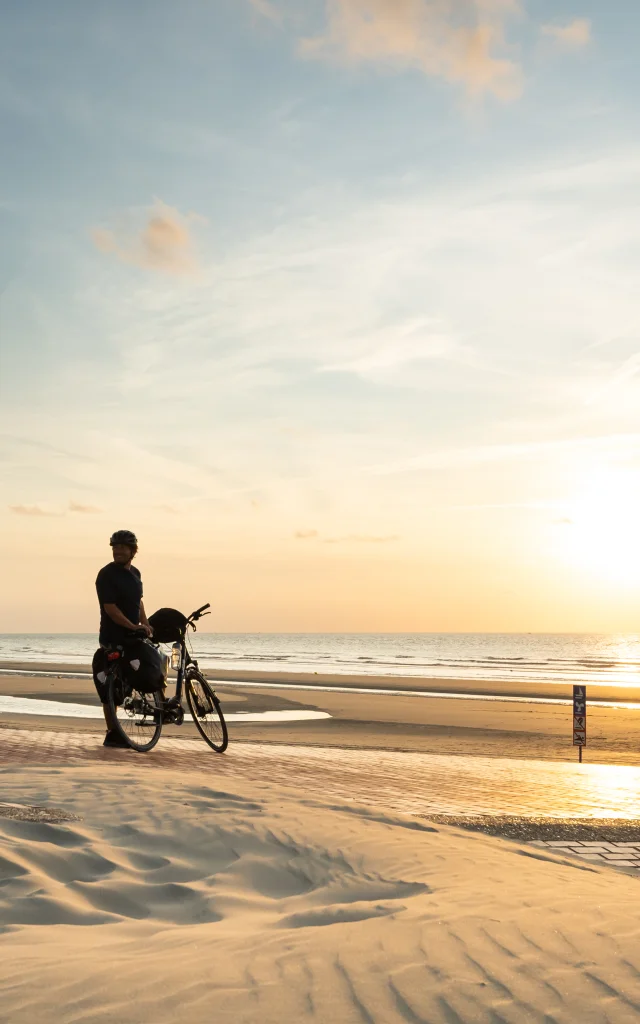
[147,607,189,643]
[124,640,167,693]
[110,530,138,547]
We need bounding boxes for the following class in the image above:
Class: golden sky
[3,1,640,633]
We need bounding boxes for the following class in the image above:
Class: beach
[2,661,640,764]
[2,760,640,1023]
[6,0,640,1018]
[2,662,640,1022]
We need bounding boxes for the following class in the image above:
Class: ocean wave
[3,633,640,688]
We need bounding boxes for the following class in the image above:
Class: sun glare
[578,762,640,818]
[560,470,640,586]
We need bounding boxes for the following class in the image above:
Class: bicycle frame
[105,604,211,721]
[103,633,193,713]
[102,599,227,753]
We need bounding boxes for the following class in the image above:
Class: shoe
[103,730,131,749]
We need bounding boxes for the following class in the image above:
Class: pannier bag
[92,648,109,702]
[147,607,189,644]
[124,640,167,693]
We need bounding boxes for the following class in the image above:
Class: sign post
[573,685,587,763]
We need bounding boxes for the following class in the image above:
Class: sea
[2,633,640,688]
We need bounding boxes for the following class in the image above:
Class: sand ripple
[1,767,639,1022]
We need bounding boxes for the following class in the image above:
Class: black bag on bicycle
[92,648,110,703]
[147,607,189,643]
[124,640,167,694]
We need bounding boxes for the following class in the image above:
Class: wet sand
[2,668,640,764]
[3,659,640,703]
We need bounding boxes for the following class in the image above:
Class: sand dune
[1,766,640,1023]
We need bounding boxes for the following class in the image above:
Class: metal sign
[573,685,586,761]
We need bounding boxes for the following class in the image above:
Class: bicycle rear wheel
[107,673,163,753]
[185,671,228,753]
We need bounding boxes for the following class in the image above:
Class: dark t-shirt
[96,562,143,646]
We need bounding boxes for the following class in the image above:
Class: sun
[559,468,640,587]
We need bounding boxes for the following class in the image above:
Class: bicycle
[105,603,228,754]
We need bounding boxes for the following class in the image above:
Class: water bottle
[171,643,181,670]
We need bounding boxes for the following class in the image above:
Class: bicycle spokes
[186,672,228,753]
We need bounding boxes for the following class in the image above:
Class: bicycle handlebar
[189,603,211,621]
[127,627,150,641]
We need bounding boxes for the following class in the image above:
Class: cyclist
[94,530,153,747]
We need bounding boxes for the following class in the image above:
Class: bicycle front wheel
[107,674,163,753]
[186,671,228,753]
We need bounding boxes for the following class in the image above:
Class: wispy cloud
[294,529,398,543]
[320,319,460,374]
[542,19,591,49]
[92,200,201,275]
[367,434,640,476]
[84,146,640,459]
[9,501,102,516]
[582,352,640,406]
[249,0,281,22]
[69,501,102,514]
[9,504,60,517]
[254,0,523,99]
[447,500,559,510]
[0,435,96,463]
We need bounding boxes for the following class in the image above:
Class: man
[95,530,153,747]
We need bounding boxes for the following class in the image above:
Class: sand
[4,659,640,703]
[1,764,640,1024]
[3,668,640,764]
[2,662,640,1021]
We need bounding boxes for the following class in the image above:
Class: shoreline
[2,668,640,765]
[2,659,640,704]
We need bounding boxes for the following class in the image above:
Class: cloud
[448,500,558,510]
[257,0,523,99]
[542,19,591,49]
[0,435,96,463]
[320,319,461,375]
[92,200,200,275]
[69,501,102,514]
[367,433,640,475]
[9,504,59,517]
[9,501,102,516]
[295,529,397,543]
[582,352,640,407]
[249,0,281,21]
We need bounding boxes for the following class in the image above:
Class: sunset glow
[2,2,640,633]
[560,470,640,586]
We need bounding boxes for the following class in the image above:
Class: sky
[2,0,640,633]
